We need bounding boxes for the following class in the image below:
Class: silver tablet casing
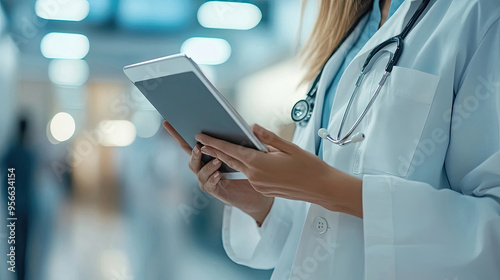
[124,54,268,180]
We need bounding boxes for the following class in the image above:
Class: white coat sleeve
[222,197,297,269]
[362,20,500,279]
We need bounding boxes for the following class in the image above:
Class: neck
[379,0,392,28]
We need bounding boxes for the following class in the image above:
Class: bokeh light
[41,32,90,60]
[180,37,231,65]
[49,112,76,142]
[197,1,262,30]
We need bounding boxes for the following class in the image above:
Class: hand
[196,124,363,218]
[162,121,274,225]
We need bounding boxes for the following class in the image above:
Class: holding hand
[162,121,273,225]
[196,124,363,218]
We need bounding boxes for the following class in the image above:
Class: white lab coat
[222,0,500,279]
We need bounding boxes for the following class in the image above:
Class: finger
[252,124,297,154]
[188,143,204,173]
[201,171,221,193]
[163,121,191,154]
[261,193,295,200]
[197,158,222,185]
[195,134,259,164]
[266,145,280,153]
[250,189,293,199]
[200,146,247,172]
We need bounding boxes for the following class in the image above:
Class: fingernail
[195,134,203,142]
[213,158,220,165]
[200,146,210,155]
[214,172,220,179]
[193,147,199,155]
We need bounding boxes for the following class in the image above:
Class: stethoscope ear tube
[318,128,365,146]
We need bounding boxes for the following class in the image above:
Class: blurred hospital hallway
[0,0,312,279]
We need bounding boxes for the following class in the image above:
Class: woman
[164,0,500,278]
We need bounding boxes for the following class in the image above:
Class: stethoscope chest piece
[291,99,311,124]
[291,84,318,126]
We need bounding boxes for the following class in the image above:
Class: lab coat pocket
[355,66,440,177]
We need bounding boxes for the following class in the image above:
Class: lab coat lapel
[293,15,369,154]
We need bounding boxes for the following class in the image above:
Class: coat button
[312,217,328,234]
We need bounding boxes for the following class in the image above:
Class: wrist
[246,197,274,227]
[316,168,364,218]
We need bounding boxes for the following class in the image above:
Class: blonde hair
[299,0,373,84]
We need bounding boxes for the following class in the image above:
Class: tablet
[124,54,268,179]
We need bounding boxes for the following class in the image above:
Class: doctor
[164,0,500,278]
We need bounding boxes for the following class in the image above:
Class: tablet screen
[134,71,257,171]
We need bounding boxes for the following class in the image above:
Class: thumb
[252,124,296,154]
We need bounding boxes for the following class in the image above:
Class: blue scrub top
[318,0,404,157]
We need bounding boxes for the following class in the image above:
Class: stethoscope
[291,0,430,146]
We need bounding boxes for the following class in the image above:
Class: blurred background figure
[2,117,36,280]
[0,0,315,279]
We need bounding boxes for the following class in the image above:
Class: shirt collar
[367,0,405,35]
[388,0,406,16]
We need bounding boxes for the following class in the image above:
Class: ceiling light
[181,37,231,65]
[41,32,90,60]
[35,0,89,21]
[49,59,89,87]
[198,1,262,30]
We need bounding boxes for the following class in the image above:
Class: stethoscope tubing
[292,0,431,146]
